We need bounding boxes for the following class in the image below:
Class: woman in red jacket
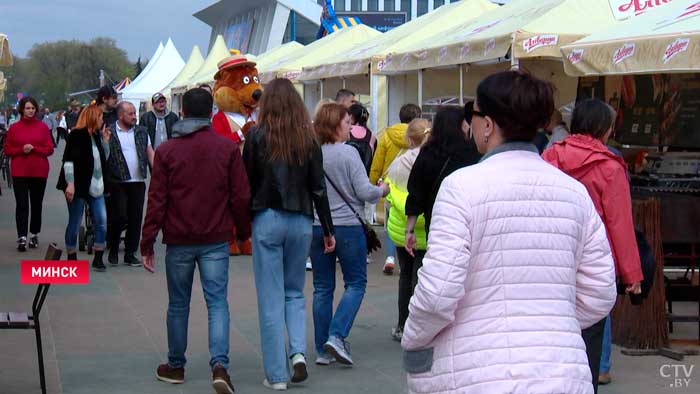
[4,97,54,251]
[543,98,642,393]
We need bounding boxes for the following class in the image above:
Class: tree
[0,37,135,109]
[134,56,144,79]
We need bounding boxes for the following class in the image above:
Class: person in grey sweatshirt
[310,102,389,367]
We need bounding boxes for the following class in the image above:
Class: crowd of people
[1,70,645,394]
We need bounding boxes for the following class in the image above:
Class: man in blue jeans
[140,88,251,394]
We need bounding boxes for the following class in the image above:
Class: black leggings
[13,177,47,238]
[396,247,426,330]
[582,317,606,394]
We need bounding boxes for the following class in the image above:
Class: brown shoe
[598,372,612,385]
[156,363,184,384]
[229,241,241,256]
[212,365,235,394]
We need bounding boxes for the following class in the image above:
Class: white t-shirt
[116,123,150,182]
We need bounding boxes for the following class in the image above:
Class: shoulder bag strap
[324,173,366,227]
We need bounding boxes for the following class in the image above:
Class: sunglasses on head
[464,106,487,124]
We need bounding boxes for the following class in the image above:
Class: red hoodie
[543,134,643,284]
[4,117,54,178]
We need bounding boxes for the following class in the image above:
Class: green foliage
[1,37,135,110]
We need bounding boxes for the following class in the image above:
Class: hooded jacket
[140,119,251,256]
[369,122,411,184]
[543,134,643,284]
[386,148,427,249]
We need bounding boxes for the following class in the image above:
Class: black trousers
[582,317,606,394]
[13,177,47,238]
[396,247,426,330]
[107,182,145,256]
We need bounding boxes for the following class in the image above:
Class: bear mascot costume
[212,52,263,255]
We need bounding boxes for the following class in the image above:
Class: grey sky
[2,0,214,62]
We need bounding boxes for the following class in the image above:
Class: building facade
[320,0,457,21]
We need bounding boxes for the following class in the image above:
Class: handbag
[324,173,382,254]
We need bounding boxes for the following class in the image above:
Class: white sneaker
[263,379,287,391]
[305,258,312,271]
[383,256,395,275]
[315,352,336,365]
[290,353,308,383]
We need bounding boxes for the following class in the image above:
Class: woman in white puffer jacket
[401,70,617,394]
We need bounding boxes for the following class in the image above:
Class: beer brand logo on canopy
[609,0,674,21]
[522,34,559,53]
[456,19,503,40]
[400,53,411,67]
[613,42,635,64]
[459,43,472,59]
[567,49,585,64]
[484,39,496,55]
[377,59,387,71]
[417,50,428,61]
[663,38,690,63]
[438,47,449,63]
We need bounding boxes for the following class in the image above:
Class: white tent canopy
[121,38,185,111]
[163,45,205,95]
[126,42,163,89]
[187,35,231,88]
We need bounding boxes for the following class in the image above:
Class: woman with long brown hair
[243,78,335,391]
[57,105,111,271]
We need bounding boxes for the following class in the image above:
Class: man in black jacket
[139,93,179,149]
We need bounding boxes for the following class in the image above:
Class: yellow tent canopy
[375,0,675,74]
[1,34,13,66]
[255,41,305,71]
[299,0,498,81]
[258,24,381,83]
[164,45,205,94]
[187,35,231,88]
[561,1,700,76]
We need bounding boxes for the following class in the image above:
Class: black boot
[92,250,106,272]
[108,249,119,266]
[67,252,78,260]
[124,254,142,267]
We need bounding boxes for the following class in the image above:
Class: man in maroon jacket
[140,88,250,394]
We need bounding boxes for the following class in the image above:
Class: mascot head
[213,54,263,117]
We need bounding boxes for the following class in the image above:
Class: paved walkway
[0,144,697,394]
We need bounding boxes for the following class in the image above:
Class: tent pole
[342,77,346,89]
[459,65,464,107]
[418,69,423,109]
[320,79,324,99]
[511,56,520,70]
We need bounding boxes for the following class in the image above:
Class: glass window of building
[434,0,445,8]
[335,0,345,11]
[418,0,429,16]
[369,0,379,11]
[401,0,411,19]
[351,0,362,10]
[384,0,394,11]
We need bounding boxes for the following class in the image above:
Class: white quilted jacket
[402,149,617,394]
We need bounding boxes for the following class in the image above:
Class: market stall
[163,46,204,115]
[373,0,671,125]
[298,0,497,130]
[562,0,700,349]
[0,34,12,66]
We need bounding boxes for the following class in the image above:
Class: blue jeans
[600,315,612,373]
[165,242,230,370]
[310,225,367,354]
[252,209,312,384]
[65,195,106,252]
[384,205,396,259]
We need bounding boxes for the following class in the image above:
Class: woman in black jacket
[404,105,481,253]
[242,78,335,390]
[56,105,111,271]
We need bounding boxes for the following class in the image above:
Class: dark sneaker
[108,250,119,266]
[212,365,235,394]
[17,237,27,252]
[28,234,39,249]
[125,255,142,267]
[323,335,354,365]
[156,363,184,384]
[92,260,106,272]
[290,353,308,383]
